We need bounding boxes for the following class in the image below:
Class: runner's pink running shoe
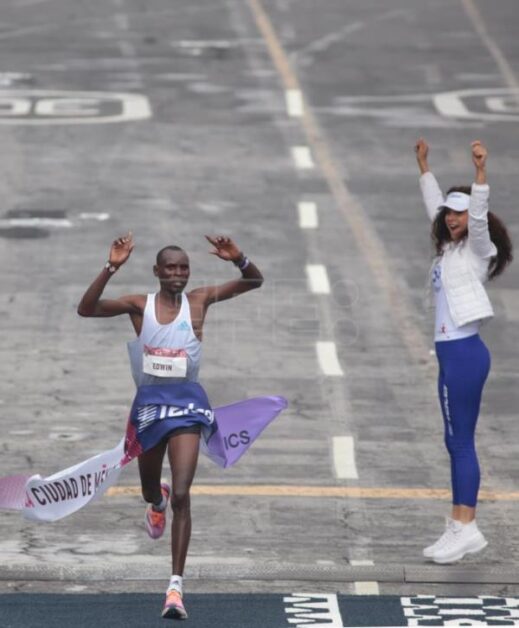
[162,589,188,620]
[144,482,170,539]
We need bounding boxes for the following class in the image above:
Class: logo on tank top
[177,321,190,331]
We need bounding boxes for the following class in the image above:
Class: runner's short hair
[156,245,187,265]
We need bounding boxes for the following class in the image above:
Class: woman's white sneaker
[423,517,455,559]
[432,520,487,564]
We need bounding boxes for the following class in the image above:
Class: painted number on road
[323,88,519,124]
[434,88,519,121]
[0,90,151,124]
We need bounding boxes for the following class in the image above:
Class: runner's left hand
[205,235,242,262]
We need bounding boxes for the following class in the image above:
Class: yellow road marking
[247,0,432,368]
[107,485,519,501]
[247,0,298,90]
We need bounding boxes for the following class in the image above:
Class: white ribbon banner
[22,438,126,522]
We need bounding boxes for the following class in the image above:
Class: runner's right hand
[109,232,134,267]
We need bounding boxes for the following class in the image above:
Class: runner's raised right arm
[77,232,143,318]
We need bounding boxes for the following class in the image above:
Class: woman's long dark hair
[432,185,513,280]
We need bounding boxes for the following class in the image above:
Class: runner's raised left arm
[192,235,263,305]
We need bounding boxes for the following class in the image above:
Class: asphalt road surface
[1,0,519,625]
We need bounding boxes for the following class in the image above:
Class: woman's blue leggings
[435,334,490,508]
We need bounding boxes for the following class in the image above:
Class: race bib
[143,346,187,378]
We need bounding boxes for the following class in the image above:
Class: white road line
[433,93,471,117]
[350,560,374,567]
[316,342,343,376]
[315,560,336,566]
[79,213,110,221]
[291,145,314,170]
[351,560,380,595]
[433,598,485,605]
[1,92,151,125]
[285,89,303,117]
[0,215,111,228]
[0,218,72,228]
[0,72,33,87]
[65,585,88,592]
[332,436,358,479]
[298,201,318,229]
[354,581,380,595]
[486,96,513,113]
[306,264,330,294]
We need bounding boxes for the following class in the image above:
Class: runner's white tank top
[127,293,202,387]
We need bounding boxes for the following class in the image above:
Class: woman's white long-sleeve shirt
[420,171,497,328]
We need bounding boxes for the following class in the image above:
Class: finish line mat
[1,593,518,627]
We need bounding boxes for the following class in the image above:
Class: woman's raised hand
[472,141,488,185]
[471,140,487,170]
[415,138,430,174]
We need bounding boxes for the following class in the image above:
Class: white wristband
[104,262,118,274]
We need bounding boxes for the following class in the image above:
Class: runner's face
[445,209,468,241]
[154,249,190,293]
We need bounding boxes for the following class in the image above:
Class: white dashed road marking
[0,218,72,228]
[332,436,358,480]
[316,341,344,376]
[354,581,380,595]
[79,213,110,221]
[306,264,330,294]
[351,559,380,595]
[285,88,304,117]
[297,201,318,229]
[291,145,315,170]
